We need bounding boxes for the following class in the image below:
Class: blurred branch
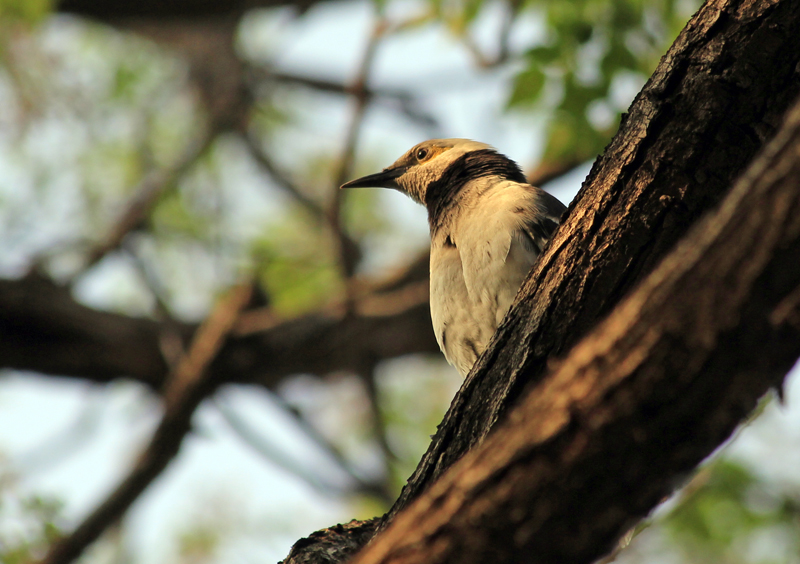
[527,158,587,188]
[56,0,335,20]
[233,279,430,334]
[330,19,388,281]
[240,129,364,285]
[122,242,187,369]
[214,394,394,504]
[0,265,436,391]
[273,393,396,503]
[358,358,399,470]
[77,128,218,277]
[331,20,387,190]
[264,70,439,130]
[242,131,327,219]
[39,282,253,564]
[461,0,522,69]
[122,241,176,323]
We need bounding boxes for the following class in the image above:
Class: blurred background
[1,0,799,562]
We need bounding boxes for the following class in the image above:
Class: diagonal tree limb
[242,131,328,220]
[39,282,253,564]
[271,391,397,503]
[79,129,218,275]
[214,394,394,503]
[382,0,800,526]
[350,88,800,564]
[460,0,521,69]
[240,128,364,268]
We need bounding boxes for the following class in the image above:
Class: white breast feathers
[428,179,562,377]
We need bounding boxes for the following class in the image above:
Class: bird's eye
[416,148,428,161]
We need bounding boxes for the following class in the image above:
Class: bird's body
[342,139,566,377]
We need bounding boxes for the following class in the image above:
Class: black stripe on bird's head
[340,139,526,212]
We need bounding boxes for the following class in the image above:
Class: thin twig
[39,283,253,564]
[122,240,176,323]
[214,394,393,504]
[78,127,218,277]
[241,131,327,220]
[274,393,395,503]
[461,0,521,68]
[358,357,399,471]
[330,19,389,282]
[122,241,187,369]
[233,279,429,336]
[241,131,364,272]
[263,70,438,129]
[267,70,400,100]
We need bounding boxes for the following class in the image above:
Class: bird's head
[341,138,511,205]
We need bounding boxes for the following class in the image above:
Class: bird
[341,139,566,377]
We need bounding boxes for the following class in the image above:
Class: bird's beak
[340,166,406,190]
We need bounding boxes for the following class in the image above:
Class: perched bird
[341,139,566,377]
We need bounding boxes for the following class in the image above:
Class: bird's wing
[515,186,566,256]
[459,182,566,323]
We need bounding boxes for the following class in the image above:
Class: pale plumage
[342,139,566,377]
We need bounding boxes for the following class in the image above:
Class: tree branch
[78,129,217,275]
[264,70,439,130]
[214,393,394,503]
[0,267,437,390]
[384,0,800,525]
[39,283,253,564]
[56,0,334,20]
[330,19,388,280]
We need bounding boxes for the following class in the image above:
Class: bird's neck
[425,149,526,233]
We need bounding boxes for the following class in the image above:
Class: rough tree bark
[387,0,800,520]
[281,0,800,560]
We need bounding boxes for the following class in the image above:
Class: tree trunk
[385,0,800,522]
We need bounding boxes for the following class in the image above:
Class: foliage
[505,0,699,164]
[0,468,64,564]
[664,460,800,564]
[0,0,51,26]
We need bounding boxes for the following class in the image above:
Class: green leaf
[507,67,546,108]
[0,0,52,25]
[251,212,343,316]
[526,45,562,65]
[663,460,800,561]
